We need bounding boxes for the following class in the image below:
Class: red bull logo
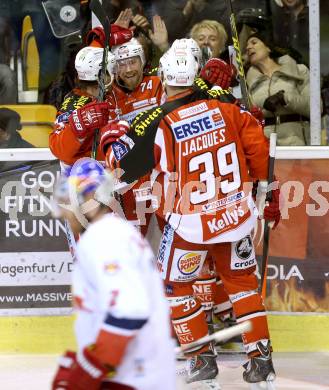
[178,252,202,275]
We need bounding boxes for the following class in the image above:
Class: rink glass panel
[255,158,329,313]
[0,160,73,315]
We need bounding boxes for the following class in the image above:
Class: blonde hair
[190,20,228,50]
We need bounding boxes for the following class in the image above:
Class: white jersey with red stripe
[73,213,175,390]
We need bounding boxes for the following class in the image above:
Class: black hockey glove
[263,90,286,112]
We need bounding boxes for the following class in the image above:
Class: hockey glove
[100,120,130,155]
[249,105,265,129]
[69,101,109,140]
[200,58,235,90]
[52,350,77,389]
[263,186,281,229]
[254,180,281,230]
[86,25,133,47]
[52,347,109,390]
[263,90,286,112]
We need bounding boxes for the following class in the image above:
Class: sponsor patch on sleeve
[112,141,129,161]
[56,110,73,124]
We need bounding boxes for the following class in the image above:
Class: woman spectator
[245,32,310,146]
[190,19,227,59]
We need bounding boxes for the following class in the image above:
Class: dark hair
[78,79,99,89]
[247,32,284,59]
[0,108,21,133]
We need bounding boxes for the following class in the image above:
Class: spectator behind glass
[245,32,310,146]
[0,108,33,149]
[0,1,63,103]
[190,20,228,59]
[103,0,144,21]
[155,0,230,43]
[0,16,18,103]
[271,0,309,66]
[44,34,81,110]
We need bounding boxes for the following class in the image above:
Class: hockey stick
[89,0,110,159]
[226,0,251,111]
[259,131,277,297]
[175,320,252,354]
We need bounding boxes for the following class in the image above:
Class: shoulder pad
[131,107,163,137]
[59,92,93,113]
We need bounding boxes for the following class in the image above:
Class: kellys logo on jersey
[201,198,250,241]
[231,235,256,270]
[170,249,207,282]
[171,108,225,142]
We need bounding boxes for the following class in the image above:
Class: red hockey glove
[250,105,265,129]
[200,58,235,90]
[69,101,109,139]
[100,120,130,155]
[263,186,281,229]
[53,347,109,390]
[52,350,77,390]
[86,25,133,47]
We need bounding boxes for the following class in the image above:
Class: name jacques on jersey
[172,107,226,156]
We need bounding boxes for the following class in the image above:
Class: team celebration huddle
[50,2,281,389]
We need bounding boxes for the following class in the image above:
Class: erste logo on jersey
[172,108,225,142]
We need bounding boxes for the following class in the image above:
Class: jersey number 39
[188,142,241,205]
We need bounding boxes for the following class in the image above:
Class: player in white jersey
[51,158,175,390]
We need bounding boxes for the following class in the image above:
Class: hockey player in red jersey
[51,158,175,390]
[49,45,117,166]
[103,37,165,234]
[101,48,280,389]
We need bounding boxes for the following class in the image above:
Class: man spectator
[0,108,32,149]
[0,107,34,172]
[271,0,309,65]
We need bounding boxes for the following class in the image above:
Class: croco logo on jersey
[231,235,256,270]
[178,252,202,275]
[235,236,253,260]
[172,108,225,142]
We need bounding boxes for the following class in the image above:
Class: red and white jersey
[109,75,165,124]
[154,98,268,243]
[107,75,165,230]
[49,89,118,165]
[110,89,270,244]
[73,213,175,390]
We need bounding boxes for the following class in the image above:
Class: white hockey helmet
[75,46,116,81]
[171,38,202,67]
[159,48,199,87]
[111,38,146,67]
